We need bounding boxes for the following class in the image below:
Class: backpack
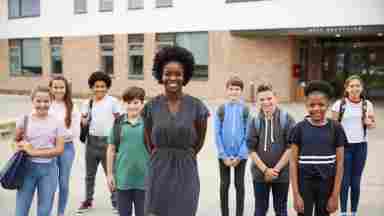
[112,113,127,152]
[217,104,249,127]
[338,98,367,137]
[253,110,289,133]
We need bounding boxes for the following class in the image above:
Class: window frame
[226,0,265,3]
[99,0,113,12]
[128,34,145,79]
[74,0,87,14]
[155,0,173,8]
[50,37,63,75]
[155,32,209,80]
[128,0,144,10]
[8,0,40,19]
[9,38,42,77]
[100,35,115,75]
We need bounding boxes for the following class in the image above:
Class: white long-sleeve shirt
[49,101,81,143]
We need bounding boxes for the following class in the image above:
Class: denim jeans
[16,160,58,216]
[340,142,368,213]
[56,142,75,215]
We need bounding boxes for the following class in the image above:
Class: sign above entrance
[231,25,384,37]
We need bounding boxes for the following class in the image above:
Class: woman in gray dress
[142,46,209,216]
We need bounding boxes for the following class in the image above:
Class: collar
[121,114,143,127]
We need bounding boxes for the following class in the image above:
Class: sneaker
[112,206,119,215]
[76,200,93,214]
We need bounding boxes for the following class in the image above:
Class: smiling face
[345,78,363,100]
[125,98,144,118]
[50,79,66,101]
[162,61,184,94]
[92,80,108,100]
[257,90,277,114]
[32,91,51,117]
[305,93,329,122]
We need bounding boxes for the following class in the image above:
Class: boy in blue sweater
[214,76,249,216]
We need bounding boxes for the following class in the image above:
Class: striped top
[290,119,347,179]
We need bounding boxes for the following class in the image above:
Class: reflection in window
[100,35,114,75]
[50,37,63,74]
[9,38,42,76]
[128,34,144,79]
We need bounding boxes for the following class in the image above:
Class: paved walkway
[0,95,383,215]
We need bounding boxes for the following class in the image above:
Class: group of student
[215,75,375,216]
[11,45,376,216]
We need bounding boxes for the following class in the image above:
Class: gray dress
[142,95,209,216]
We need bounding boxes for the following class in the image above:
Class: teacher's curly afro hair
[152,46,195,86]
[304,80,334,99]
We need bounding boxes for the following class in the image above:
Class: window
[176,32,208,79]
[156,0,172,8]
[9,39,42,76]
[100,35,114,75]
[155,32,209,79]
[156,33,175,52]
[128,0,143,9]
[8,0,40,18]
[74,0,87,14]
[226,0,263,3]
[50,37,63,75]
[128,34,144,79]
[100,0,113,11]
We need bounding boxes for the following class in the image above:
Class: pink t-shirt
[16,113,66,163]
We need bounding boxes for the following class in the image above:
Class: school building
[0,0,383,101]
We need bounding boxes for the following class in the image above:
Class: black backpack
[338,98,368,137]
[112,114,127,152]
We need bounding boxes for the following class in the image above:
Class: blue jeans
[253,182,289,216]
[57,142,75,215]
[340,142,367,213]
[16,160,58,216]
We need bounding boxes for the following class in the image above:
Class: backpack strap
[217,104,225,123]
[338,98,346,122]
[329,119,336,147]
[87,99,93,125]
[242,106,250,127]
[362,99,368,137]
[113,114,126,152]
[254,113,261,132]
[279,110,289,130]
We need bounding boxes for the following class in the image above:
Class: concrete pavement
[0,95,383,215]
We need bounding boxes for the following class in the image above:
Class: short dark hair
[226,76,244,90]
[304,80,334,99]
[122,86,145,103]
[152,46,195,86]
[256,83,274,94]
[88,71,112,89]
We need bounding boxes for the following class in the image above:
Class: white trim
[300,155,336,159]
[299,160,336,164]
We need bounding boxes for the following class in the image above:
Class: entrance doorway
[299,37,384,98]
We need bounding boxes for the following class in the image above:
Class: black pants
[85,135,116,206]
[298,177,334,216]
[219,159,247,216]
[253,182,289,216]
[117,189,145,216]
